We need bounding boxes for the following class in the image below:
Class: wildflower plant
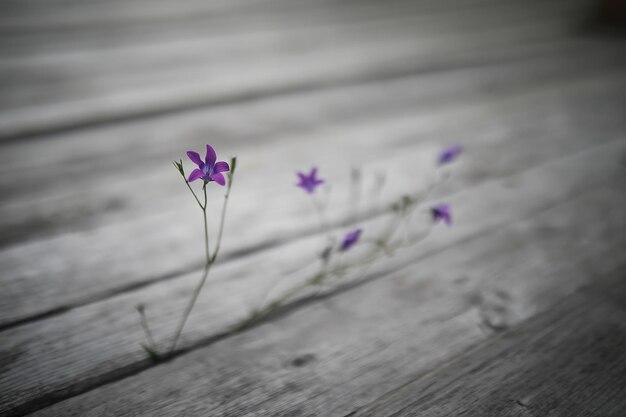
[137,142,462,357]
[137,144,236,361]
[238,144,463,329]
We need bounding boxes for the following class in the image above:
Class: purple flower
[438,145,463,165]
[340,229,362,251]
[431,204,452,226]
[296,167,325,194]
[187,144,230,186]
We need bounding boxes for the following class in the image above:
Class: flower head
[187,144,230,186]
[296,167,325,194]
[431,203,452,226]
[340,228,362,251]
[438,145,463,165]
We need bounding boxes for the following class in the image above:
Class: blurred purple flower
[187,144,230,186]
[438,145,463,165]
[431,204,452,226]
[340,229,362,251]
[296,167,325,194]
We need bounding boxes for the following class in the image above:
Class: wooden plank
[0,0,444,32]
[4,46,625,198]
[2,140,625,416]
[1,66,625,329]
[0,0,595,140]
[0,1,579,82]
[351,271,626,417]
[23,179,626,417]
[0,0,571,51]
[1,50,624,248]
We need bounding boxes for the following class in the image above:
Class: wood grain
[1,57,625,329]
[3,139,625,416]
[1,1,624,415]
[0,0,594,139]
[351,270,626,417]
[26,181,626,417]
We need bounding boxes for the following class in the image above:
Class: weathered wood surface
[1,0,625,415]
[3,140,626,416]
[26,182,626,417]
[0,0,594,139]
[350,269,626,417]
[2,58,625,329]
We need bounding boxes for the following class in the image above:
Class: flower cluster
[242,144,462,327]
[139,142,463,358]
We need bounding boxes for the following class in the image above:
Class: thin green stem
[203,185,210,261]
[187,181,204,210]
[169,184,211,355]
[350,167,362,219]
[211,171,235,262]
[137,306,157,351]
[248,271,324,324]
[309,194,336,250]
[168,259,213,354]
[169,171,236,355]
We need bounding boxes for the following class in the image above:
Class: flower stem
[136,305,157,352]
[186,181,204,210]
[169,185,210,355]
[211,170,235,262]
[168,259,213,355]
[243,271,324,328]
[203,185,210,262]
[169,172,235,355]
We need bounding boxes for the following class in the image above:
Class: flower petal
[438,145,463,165]
[341,228,362,251]
[188,169,204,182]
[186,151,203,167]
[205,144,217,166]
[213,161,230,173]
[210,172,226,186]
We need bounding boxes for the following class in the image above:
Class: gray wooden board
[0,0,596,139]
[26,179,626,416]
[3,138,625,416]
[0,0,548,34]
[351,270,626,417]
[1,64,625,329]
[0,0,582,99]
[4,46,625,207]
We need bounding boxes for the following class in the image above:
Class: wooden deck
[1,0,626,415]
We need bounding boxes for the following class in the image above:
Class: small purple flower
[296,167,325,194]
[431,204,452,226]
[438,145,463,165]
[340,229,362,251]
[187,144,230,186]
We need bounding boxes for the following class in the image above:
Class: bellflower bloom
[340,229,363,251]
[296,167,325,193]
[187,144,230,186]
[438,145,463,165]
[431,204,452,226]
